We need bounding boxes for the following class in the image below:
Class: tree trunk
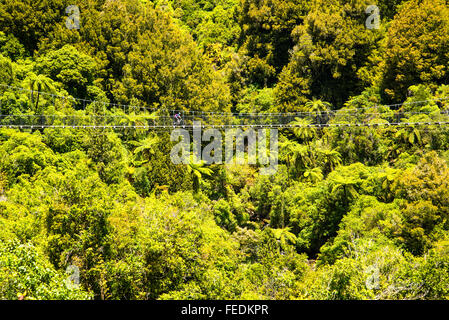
[35,91,40,111]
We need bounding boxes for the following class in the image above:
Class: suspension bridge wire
[2,120,449,131]
[0,84,158,114]
[2,82,449,131]
[3,83,449,118]
[1,106,449,128]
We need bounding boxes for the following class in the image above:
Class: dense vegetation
[1,0,449,300]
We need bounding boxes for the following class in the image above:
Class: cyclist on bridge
[174,112,182,125]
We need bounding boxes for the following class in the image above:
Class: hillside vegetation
[1,0,449,300]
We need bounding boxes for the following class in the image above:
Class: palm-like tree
[133,135,159,165]
[289,117,316,141]
[330,175,359,200]
[280,139,312,178]
[394,126,422,146]
[187,156,213,193]
[305,98,332,125]
[23,72,56,110]
[318,148,342,174]
[303,167,324,183]
[292,144,312,172]
[272,227,297,251]
[305,98,331,113]
[119,111,157,138]
[378,167,399,202]
[119,111,157,127]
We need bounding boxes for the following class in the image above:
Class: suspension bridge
[2,84,449,130]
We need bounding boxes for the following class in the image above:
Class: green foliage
[36,45,100,98]
[275,0,382,109]
[380,0,449,102]
[0,53,13,85]
[0,240,91,300]
[2,0,449,301]
[40,0,232,112]
[0,31,26,60]
[0,0,67,53]
[0,129,56,184]
[237,0,309,86]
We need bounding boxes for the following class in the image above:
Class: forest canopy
[1,0,449,300]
